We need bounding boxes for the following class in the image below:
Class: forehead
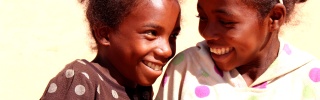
[197,0,257,16]
[150,0,165,8]
[134,0,179,9]
[129,0,180,19]
[118,0,180,30]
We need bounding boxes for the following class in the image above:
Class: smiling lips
[210,47,233,55]
[144,61,163,71]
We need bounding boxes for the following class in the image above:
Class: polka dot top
[40,59,153,100]
[156,40,320,100]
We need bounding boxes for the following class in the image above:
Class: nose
[200,22,220,41]
[154,39,174,60]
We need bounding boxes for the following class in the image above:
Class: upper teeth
[210,47,233,55]
[146,62,162,71]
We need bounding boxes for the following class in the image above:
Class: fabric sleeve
[40,61,97,100]
[155,52,188,100]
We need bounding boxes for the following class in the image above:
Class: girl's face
[106,0,180,86]
[197,0,272,71]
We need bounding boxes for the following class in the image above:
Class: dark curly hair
[241,0,307,22]
[79,0,139,50]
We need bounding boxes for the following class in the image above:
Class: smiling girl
[156,0,320,99]
[40,0,180,99]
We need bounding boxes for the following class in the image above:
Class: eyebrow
[212,9,235,16]
[197,3,235,17]
[143,23,164,31]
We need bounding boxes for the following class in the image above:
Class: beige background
[0,0,319,99]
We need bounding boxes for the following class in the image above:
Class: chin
[138,82,153,86]
[139,78,157,86]
[217,64,234,72]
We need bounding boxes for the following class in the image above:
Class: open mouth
[210,47,233,55]
[143,61,163,71]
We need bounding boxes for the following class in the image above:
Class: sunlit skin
[197,0,285,86]
[92,0,181,88]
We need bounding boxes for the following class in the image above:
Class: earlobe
[93,22,111,46]
[269,4,286,32]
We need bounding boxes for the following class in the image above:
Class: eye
[219,20,236,28]
[170,32,179,39]
[196,15,208,22]
[144,30,157,39]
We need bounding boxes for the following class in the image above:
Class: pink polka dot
[309,68,320,82]
[253,81,267,89]
[214,66,223,77]
[161,73,169,87]
[283,44,292,55]
[195,85,210,98]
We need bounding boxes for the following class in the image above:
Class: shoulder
[170,41,211,66]
[53,59,103,83]
[41,59,103,100]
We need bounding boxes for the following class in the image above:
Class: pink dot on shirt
[214,66,223,77]
[161,73,169,87]
[283,44,292,55]
[253,81,267,89]
[309,68,320,82]
[195,85,210,98]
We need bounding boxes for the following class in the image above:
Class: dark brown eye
[144,31,157,39]
[170,32,179,39]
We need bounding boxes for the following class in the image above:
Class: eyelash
[144,30,179,41]
[144,30,157,39]
[196,15,208,21]
[196,15,236,28]
[170,32,179,39]
[219,20,236,27]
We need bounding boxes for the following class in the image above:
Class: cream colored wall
[0,0,319,99]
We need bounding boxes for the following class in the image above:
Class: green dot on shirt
[303,85,315,99]
[172,53,185,66]
[201,70,209,77]
[248,96,258,100]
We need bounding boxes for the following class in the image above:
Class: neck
[237,34,280,86]
[93,49,137,88]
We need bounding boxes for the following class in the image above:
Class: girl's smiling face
[197,0,273,71]
[106,0,180,86]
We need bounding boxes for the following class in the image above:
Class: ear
[268,4,286,32]
[92,22,111,46]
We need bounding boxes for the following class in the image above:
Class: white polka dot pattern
[65,69,74,78]
[81,72,90,79]
[111,89,119,99]
[97,85,100,94]
[75,85,86,95]
[47,83,57,93]
[41,60,154,99]
[98,74,104,81]
[76,60,86,65]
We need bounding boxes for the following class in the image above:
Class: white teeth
[210,47,232,55]
[146,62,162,71]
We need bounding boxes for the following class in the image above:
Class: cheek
[198,21,207,36]
[229,31,259,56]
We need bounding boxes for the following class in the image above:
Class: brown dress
[40,59,153,100]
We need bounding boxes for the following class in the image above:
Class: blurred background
[0,0,319,99]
